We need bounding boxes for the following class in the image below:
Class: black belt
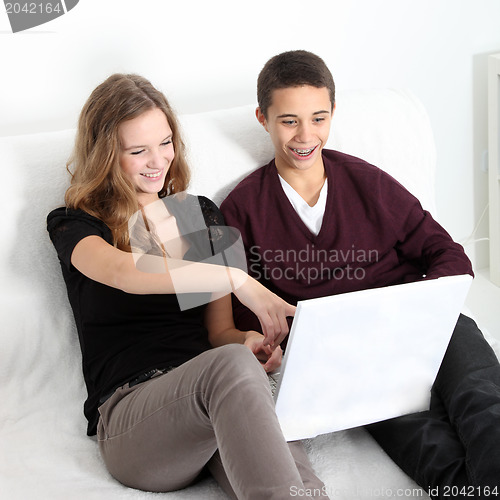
[99,367,173,406]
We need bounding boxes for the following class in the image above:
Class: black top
[47,195,236,435]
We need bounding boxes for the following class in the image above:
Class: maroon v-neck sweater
[220,149,472,333]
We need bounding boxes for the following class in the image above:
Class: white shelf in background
[488,53,500,286]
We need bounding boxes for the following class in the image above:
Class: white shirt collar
[278,174,328,236]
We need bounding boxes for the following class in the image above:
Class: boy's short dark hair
[257,50,336,118]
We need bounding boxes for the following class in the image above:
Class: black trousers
[366,315,500,499]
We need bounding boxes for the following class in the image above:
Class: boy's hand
[244,331,282,373]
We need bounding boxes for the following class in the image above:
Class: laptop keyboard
[268,372,280,396]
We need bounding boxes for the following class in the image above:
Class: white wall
[1,0,499,269]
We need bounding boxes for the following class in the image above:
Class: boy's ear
[255,107,269,132]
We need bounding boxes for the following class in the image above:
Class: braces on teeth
[293,147,315,156]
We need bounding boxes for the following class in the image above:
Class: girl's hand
[244,331,283,373]
[231,270,296,348]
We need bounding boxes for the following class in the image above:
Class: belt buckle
[128,368,167,388]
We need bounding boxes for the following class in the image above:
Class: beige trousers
[97,344,328,499]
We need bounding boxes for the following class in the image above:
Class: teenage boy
[220,50,500,497]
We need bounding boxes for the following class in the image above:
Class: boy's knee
[456,314,479,332]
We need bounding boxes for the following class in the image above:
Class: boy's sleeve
[396,204,473,280]
[381,173,474,280]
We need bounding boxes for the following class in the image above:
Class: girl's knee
[216,343,260,366]
[214,343,251,359]
[210,344,267,381]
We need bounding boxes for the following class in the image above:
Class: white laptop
[271,274,473,441]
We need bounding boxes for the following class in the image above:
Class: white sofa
[1,88,498,500]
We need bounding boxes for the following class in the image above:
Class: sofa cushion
[0,88,442,499]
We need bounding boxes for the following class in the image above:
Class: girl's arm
[71,234,294,346]
[204,294,282,373]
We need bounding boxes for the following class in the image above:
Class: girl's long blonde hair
[65,73,190,249]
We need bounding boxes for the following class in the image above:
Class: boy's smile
[289,144,319,159]
[256,85,334,179]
